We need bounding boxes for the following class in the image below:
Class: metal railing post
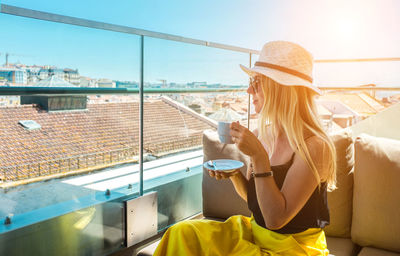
[139,35,144,196]
[247,53,252,129]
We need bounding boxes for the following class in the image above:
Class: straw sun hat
[240,41,321,95]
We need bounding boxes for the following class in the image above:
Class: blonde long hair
[258,76,337,191]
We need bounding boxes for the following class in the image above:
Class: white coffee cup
[217,121,234,144]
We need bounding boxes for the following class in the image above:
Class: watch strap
[251,171,273,178]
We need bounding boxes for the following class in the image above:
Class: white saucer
[203,159,244,173]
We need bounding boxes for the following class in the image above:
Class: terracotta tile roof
[229,102,248,115]
[319,92,385,116]
[0,100,215,181]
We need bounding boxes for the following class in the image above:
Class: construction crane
[158,79,167,88]
[0,52,13,66]
[0,52,32,66]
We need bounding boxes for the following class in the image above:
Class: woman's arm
[230,122,329,230]
[229,169,249,202]
[252,137,328,229]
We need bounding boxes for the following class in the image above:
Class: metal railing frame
[1,3,400,195]
[1,147,137,182]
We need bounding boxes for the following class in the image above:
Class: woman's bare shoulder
[304,135,330,180]
[305,135,326,149]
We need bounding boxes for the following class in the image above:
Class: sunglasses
[249,76,262,93]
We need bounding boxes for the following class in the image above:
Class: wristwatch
[249,162,273,178]
[251,171,273,178]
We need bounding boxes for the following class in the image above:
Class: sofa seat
[358,247,400,256]
[326,236,358,256]
[135,131,400,256]
[138,232,356,256]
[137,240,161,256]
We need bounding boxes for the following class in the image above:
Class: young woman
[154,41,336,255]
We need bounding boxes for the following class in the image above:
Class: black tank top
[247,152,330,234]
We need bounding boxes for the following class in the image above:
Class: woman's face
[247,75,265,113]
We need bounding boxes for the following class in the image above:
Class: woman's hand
[230,121,266,158]
[208,169,240,180]
[230,121,271,173]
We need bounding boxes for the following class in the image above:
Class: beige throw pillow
[351,134,400,252]
[324,129,355,238]
[202,129,251,219]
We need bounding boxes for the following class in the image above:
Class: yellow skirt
[153,215,329,256]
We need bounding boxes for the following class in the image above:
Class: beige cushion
[202,130,251,219]
[351,134,400,252]
[358,247,400,256]
[326,236,357,256]
[137,240,161,256]
[324,129,355,238]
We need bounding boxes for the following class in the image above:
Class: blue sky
[1,0,399,86]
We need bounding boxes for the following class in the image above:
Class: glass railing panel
[0,92,144,254]
[314,60,400,134]
[142,36,250,230]
[316,85,400,134]
[0,13,141,88]
[315,61,400,98]
[143,37,249,88]
[349,100,400,140]
[0,10,141,240]
[0,200,126,256]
